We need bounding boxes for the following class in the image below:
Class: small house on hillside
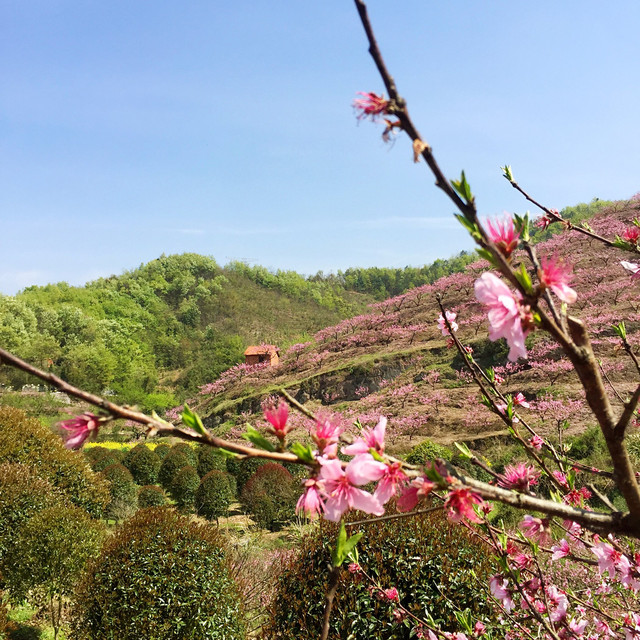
[244,344,280,367]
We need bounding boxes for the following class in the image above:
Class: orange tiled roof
[244,345,279,356]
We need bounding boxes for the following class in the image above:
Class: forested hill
[0,198,612,412]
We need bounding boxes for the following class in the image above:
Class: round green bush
[196,444,227,478]
[195,470,233,521]
[158,449,191,490]
[138,484,167,508]
[263,511,498,639]
[154,443,171,460]
[0,406,109,517]
[405,438,452,466]
[71,507,246,640]
[171,465,200,512]
[241,463,297,531]
[0,463,67,566]
[100,463,138,521]
[84,446,111,463]
[233,457,270,491]
[125,445,161,485]
[90,451,121,473]
[170,442,198,468]
[5,504,104,604]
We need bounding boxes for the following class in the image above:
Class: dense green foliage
[0,463,67,567]
[4,504,104,604]
[100,463,137,522]
[241,463,298,531]
[137,484,167,509]
[158,449,192,490]
[195,470,234,522]
[0,407,109,517]
[0,253,372,404]
[263,512,497,639]
[124,444,161,485]
[196,444,227,478]
[71,508,246,640]
[405,439,453,466]
[170,465,200,512]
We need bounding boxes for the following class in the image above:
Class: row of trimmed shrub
[85,441,303,528]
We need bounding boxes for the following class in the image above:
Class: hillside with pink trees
[186,196,640,455]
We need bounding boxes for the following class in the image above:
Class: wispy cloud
[348,216,459,231]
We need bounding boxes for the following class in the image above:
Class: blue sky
[2,1,639,294]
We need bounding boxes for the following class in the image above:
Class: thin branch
[345,504,443,527]
[614,382,640,438]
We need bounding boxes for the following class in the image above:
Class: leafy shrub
[157,449,191,490]
[138,484,167,508]
[100,463,137,521]
[241,463,297,531]
[196,444,227,478]
[170,465,200,512]
[231,456,269,491]
[262,511,497,639]
[71,508,246,640]
[170,442,198,468]
[0,406,109,517]
[154,443,171,459]
[4,504,104,604]
[405,438,452,466]
[568,425,607,460]
[195,470,233,521]
[89,450,121,473]
[125,444,161,485]
[0,463,67,566]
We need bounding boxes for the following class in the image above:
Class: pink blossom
[396,475,436,512]
[535,214,553,230]
[313,413,343,455]
[485,216,520,260]
[551,539,571,561]
[539,255,577,303]
[489,576,515,612]
[474,272,531,361]
[374,461,409,505]
[384,587,399,602]
[498,463,540,493]
[563,487,591,506]
[437,310,458,336]
[513,392,530,408]
[318,457,383,521]
[444,487,484,523]
[473,621,486,636]
[621,261,640,279]
[622,226,640,245]
[264,400,289,438]
[342,416,386,456]
[552,470,569,488]
[296,478,324,519]
[592,541,625,578]
[519,515,551,544]
[546,585,569,622]
[568,618,588,636]
[529,434,544,450]
[348,562,361,574]
[353,91,390,121]
[58,412,101,449]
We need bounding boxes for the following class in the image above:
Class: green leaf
[476,248,500,268]
[181,405,208,436]
[612,321,627,340]
[501,164,514,182]
[514,211,530,242]
[242,425,276,452]
[451,170,474,205]
[454,214,481,240]
[514,263,533,293]
[332,522,364,567]
[454,441,472,459]
[290,442,315,464]
[212,447,240,459]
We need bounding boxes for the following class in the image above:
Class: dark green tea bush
[72,507,246,640]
